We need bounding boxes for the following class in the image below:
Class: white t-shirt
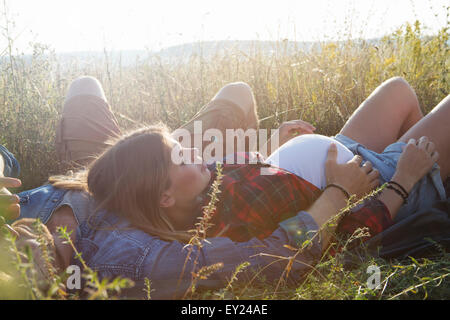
[265,134,355,189]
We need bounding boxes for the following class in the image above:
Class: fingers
[290,127,313,136]
[417,136,435,153]
[0,194,20,204]
[0,177,21,189]
[431,151,439,163]
[349,154,363,166]
[0,203,20,220]
[361,161,373,173]
[417,136,429,150]
[0,175,21,222]
[294,128,314,135]
[369,178,380,189]
[362,161,380,184]
[368,168,380,182]
[408,137,437,155]
[4,224,20,238]
[284,120,316,134]
[0,194,20,220]
[326,143,338,164]
[426,141,435,153]
[290,119,316,131]
[414,136,438,160]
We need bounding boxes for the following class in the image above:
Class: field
[0,17,449,299]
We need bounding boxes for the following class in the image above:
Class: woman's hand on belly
[325,143,380,199]
[308,144,381,249]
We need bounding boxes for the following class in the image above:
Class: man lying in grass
[1,76,448,298]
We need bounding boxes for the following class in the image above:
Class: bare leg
[179,82,259,162]
[57,76,121,166]
[339,77,424,153]
[399,95,450,181]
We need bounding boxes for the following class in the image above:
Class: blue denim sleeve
[135,211,321,299]
[0,144,20,178]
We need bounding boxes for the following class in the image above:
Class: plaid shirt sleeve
[212,170,318,242]
[336,198,394,241]
[208,153,322,242]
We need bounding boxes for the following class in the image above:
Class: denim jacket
[2,145,321,299]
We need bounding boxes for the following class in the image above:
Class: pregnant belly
[265,134,354,189]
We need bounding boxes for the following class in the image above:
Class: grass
[0,8,449,300]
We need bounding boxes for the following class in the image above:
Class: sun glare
[2,0,449,53]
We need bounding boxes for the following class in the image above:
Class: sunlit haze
[1,0,449,53]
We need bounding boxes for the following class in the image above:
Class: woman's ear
[159,191,175,208]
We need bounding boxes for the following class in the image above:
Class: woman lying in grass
[1,76,448,298]
[48,76,445,243]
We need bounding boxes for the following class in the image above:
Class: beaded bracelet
[324,183,351,200]
[386,182,408,204]
[388,181,409,198]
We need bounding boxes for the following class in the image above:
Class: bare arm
[306,143,380,249]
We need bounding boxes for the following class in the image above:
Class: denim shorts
[333,134,447,222]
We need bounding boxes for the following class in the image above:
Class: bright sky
[1,0,448,53]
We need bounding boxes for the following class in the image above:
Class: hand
[392,137,439,191]
[0,177,21,220]
[8,218,58,287]
[277,119,316,146]
[325,143,380,199]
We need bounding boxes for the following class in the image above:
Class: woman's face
[160,139,211,210]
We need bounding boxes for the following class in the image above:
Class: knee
[384,77,415,95]
[383,76,419,105]
[229,82,253,93]
[66,76,106,102]
[216,82,255,114]
[71,75,102,88]
[222,82,253,98]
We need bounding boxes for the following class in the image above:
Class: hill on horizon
[47,38,379,66]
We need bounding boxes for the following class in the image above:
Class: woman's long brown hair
[48,125,192,242]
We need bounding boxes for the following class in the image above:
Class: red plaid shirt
[201,152,393,243]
